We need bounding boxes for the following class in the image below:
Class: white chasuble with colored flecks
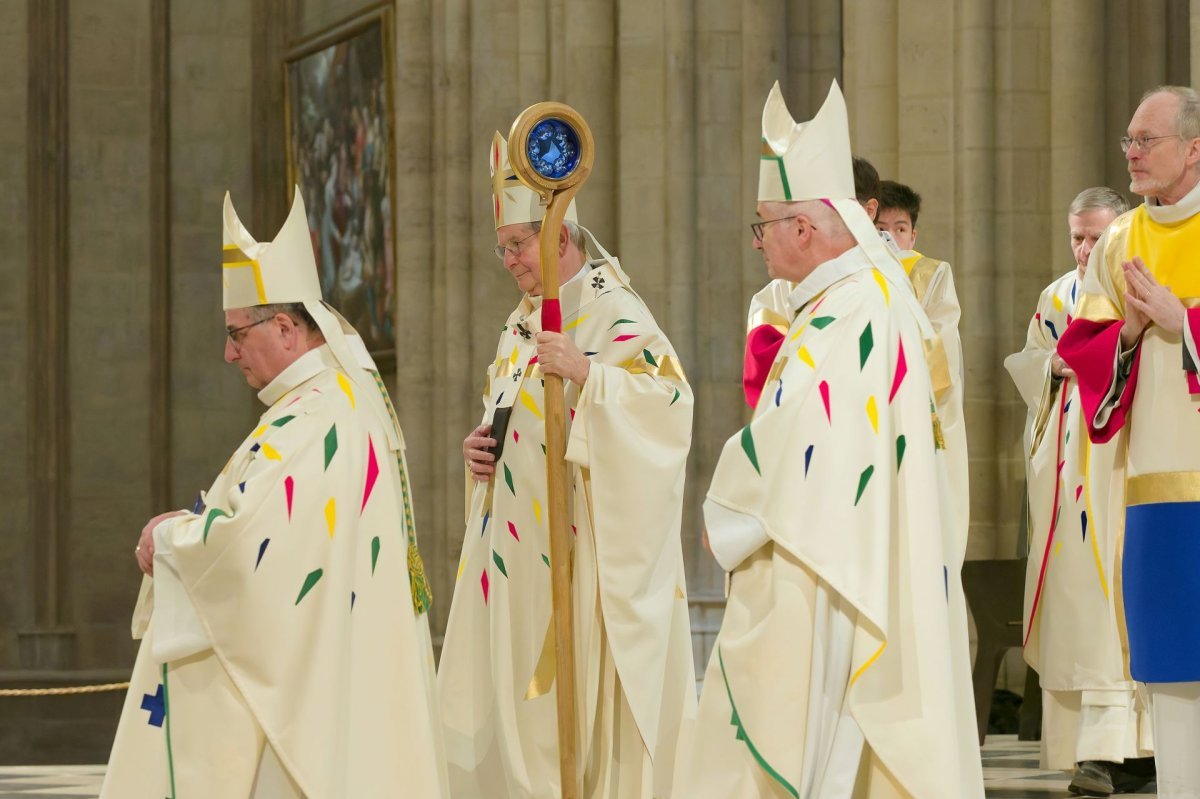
[438,260,696,799]
[680,259,983,799]
[102,345,446,799]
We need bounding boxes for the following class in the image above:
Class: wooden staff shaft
[538,188,580,799]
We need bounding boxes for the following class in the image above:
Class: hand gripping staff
[507,102,594,799]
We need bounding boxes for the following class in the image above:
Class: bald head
[753,199,856,282]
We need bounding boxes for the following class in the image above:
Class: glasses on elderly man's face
[226,316,273,350]
[1120,134,1183,154]
[750,214,814,242]
[494,230,539,260]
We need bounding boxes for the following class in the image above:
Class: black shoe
[1068,759,1156,796]
[1109,757,1155,794]
[1068,761,1113,796]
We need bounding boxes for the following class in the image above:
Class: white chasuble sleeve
[1005,279,1062,413]
[704,499,769,573]
[563,287,696,761]
[914,259,970,563]
[917,260,964,400]
[150,513,211,662]
[1005,272,1075,458]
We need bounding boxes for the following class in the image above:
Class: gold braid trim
[931,400,946,450]
[369,370,433,615]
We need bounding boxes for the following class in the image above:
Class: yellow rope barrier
[0,682,129,697]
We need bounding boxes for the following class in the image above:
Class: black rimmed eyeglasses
[750,215,814,242]
[226,316,273,348]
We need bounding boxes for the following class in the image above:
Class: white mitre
[221,186,400,449]
[222,187,324,309]
[758,81,914,298]
[490,131,578,229]
[488,129,637,287]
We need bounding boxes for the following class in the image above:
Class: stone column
[842,0,898,175]
[739,0,787,306]
[1050,1,1108,217]
[614,0,699,561]
[0,0,30,668]
[1130,0,1170,98]
[788,0,841,110]
[1192,0,1200,87]
[691,0,749,595]
[564,0,617,245]
[24,0,73,669]
[168,0,257,514]
[149,0,171,513]
[992,2,1053,559]
[65,0,155,663]
[429,0,474,640]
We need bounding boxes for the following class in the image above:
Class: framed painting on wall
[285,7,396,359]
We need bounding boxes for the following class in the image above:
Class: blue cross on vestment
[141,684,166,727]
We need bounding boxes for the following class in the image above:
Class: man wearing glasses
[101,188,446,798]
[677,80,982,798]
[1006,186,1157,797]
[437,132,696,798]
[741,167,964,546]
[1061,86,1200,798]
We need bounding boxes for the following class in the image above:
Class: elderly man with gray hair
[1006,186,1158,797]
[1060,85,1200,798]
[438,131,696,799]
[678,81,982,799]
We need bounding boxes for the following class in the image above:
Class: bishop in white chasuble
[437,132,696,799]
[101,188,447,798]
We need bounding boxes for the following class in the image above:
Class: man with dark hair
[876,180,922,249]
[852,155,881,220]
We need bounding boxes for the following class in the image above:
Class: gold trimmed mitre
[490,131,577,229]
[758,81,855,204]
[220,186,402,451]
[222,186,322,310]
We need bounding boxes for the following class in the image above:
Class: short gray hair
[1068,186,1129,217]
[769,199,853,243]
[1142,85,1200,140]
[250,302,319,332]
[529,220,588,254]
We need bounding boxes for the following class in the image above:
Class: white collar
[562,262,589,287]
[786,245,869,313]
[1144,177,1200,223]
[257,345,339,407]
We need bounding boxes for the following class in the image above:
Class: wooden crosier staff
[507,103,594,799]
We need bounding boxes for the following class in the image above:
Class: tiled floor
[981,735,1156,797]
[0,766,104,798]
[0,737,1162,797]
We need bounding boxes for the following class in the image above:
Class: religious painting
[285,9,396,358]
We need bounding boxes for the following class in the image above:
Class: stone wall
[0,0,29,673]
